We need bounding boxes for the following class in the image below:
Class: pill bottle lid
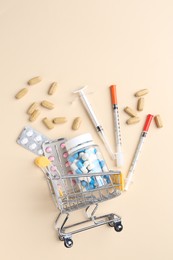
[65,133,94,154]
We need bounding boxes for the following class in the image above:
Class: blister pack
[42,138,70,176]
[17,126,50,155]
[42,138,79,195]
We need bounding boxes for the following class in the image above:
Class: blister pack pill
[42,138,71,176]
[17,126,50,155]
[42,139,80,193]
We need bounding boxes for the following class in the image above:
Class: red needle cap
[143,114,153,132]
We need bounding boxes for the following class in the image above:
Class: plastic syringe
[110,85,123,167]
[124,114,153,191]
[73,86,115,160]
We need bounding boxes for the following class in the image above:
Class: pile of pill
[124,89,149,125]
[67,147,111,191]
[124,88,163,128]
[15,76,83,131]
[15,76,58,125]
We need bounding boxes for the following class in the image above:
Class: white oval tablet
[21,137,28,145]
[29,143,37,150]
[34,135,42,142]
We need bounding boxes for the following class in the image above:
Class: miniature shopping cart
[35,137,124,248]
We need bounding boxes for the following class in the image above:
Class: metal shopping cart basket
[35,138,124,248]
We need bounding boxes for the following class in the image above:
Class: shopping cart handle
[53,170,121,180]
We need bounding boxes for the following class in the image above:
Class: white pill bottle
[65,133,111,190]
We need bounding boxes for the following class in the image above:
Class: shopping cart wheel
[114,222,123,232]
[108,221,114,227]
[58,235,64,241]
[64,238,73,248]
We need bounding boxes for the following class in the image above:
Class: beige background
[0,0,173,259]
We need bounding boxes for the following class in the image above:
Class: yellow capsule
[53,117,67,124]
[72,117,82,130]
[27,102,39,115]
[154,115,163,128]
[41,100,54,110]
[28,76,42,85]
[15,88,28,99]
[137,97,144,111]
[135,89,149,97]
[124,107,137,117]
[126,117,140,125]
[48,82,58,95]
[29,109,41,122]
[42,117,54,129]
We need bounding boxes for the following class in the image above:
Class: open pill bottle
[65,133,111,190]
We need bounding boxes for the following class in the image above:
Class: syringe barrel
[113,105,122,146]
[75,87,115,160]
[125,126,152,190]
[79,92,100,127]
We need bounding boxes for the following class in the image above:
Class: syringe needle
[73,86,115,160]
